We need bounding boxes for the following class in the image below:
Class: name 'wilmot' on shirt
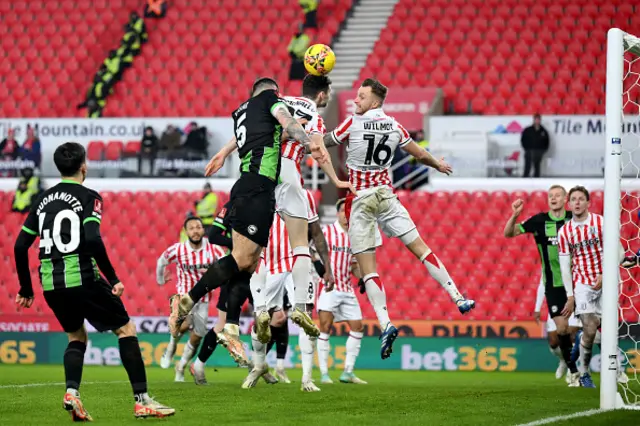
[364,122,393,131]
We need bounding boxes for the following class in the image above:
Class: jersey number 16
[363,134,392,166]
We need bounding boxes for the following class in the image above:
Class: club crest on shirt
[94,199,102,214]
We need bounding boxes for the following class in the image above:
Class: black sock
[189,255,240,303]
[64,340,86,391]
[198,329,219,363]
[558,333,578,373]
[226,272,251,325]
[275,323,289,360]
[118,336,148,399]
[266,327,277,354]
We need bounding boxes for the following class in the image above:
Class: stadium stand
[0,0,351,118]
[3,189,637,322]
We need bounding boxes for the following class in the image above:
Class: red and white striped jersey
[263,190,319,274]
[330,108,411,191]
[321,221,355,293]
[281,96,326,165]
[156,238,227,302]
[557,213,604,287]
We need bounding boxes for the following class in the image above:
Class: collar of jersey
[333,220,347,233]
[571,213,591,226]
[187,238,208,252]
[547,210,566,222]
[363,108,384,117]
[60,179,81,185]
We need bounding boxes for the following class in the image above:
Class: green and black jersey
[20,180,110,291]
[518,211,573,293]
[232,89,287,182]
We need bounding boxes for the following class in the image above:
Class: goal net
[603,28,640,410]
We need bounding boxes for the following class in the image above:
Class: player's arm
[557,229,575,315]
[14,205,39,303]
[310,133,356,194]
[205,137,237,176]
[273,104,313,148]
[533,279,545,324]
[323,116,352,148]
[401,140,451,175]
[309,221,334,290]
[504,199,526,238]
[83,194,120,286]
[156,245,175,285]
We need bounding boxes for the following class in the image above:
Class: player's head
[355,78,388,115]
[53,142,87,182]
[251,77,279,97]
[184,217,205,244]
[302,74,332,108]
[336,198,347,228]
[568,185,590,217]
[547,185,567,211]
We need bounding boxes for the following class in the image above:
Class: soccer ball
[304,44,336,76]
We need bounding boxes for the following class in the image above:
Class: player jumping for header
[323,78,475,360]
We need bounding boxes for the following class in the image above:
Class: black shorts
[44,279,130,333]
[228,173,276,247]
[546,286,568,318]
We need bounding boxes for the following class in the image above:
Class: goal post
[602,28,640,410]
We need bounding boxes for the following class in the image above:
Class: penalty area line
[515,409,607,426]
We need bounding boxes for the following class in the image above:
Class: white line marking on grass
[0,380,128,389]
[515,409,607,426]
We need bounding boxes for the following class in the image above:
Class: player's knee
[190,334,203,346]
[68,327,88,344]
[234,254,258,273]
[350,321,364,333]
[547,332,560,348]
[113,320,137,338]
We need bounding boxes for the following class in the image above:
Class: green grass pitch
[1,365,639,425]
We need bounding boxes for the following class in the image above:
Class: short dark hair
[183,216,203,229]
[568,185,590,201]
[336,198,346,211]
[302,74,332,98]
[53,142,86,177]
[361,78,388,103]
[251,77,279,95]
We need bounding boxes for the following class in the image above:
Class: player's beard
[188,236,203,245]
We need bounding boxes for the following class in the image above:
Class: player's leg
[299,315,320,392]
[216,271,252,366]
[552,315,580,386]
[317,288,335,383]
[250,259,272,344]
[160,317,189,369]
[547,329,568,380]
[577,313,599,388]
[177,302,205,382]
[339,294,366,384]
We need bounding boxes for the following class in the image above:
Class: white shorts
[347,186,414,254]
[317,290,362,322]
[251,269,292,312]
[188,301,209,337]
[546,313,582,333]
[275,157,308,219]
[574,283,602,317]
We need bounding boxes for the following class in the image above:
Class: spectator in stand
[158,125,182,154]
[183,122,208,158]
[19,167,42,197]
[12,181,33,213]
[288,25,310,80]
[104,49,123,82]
[145,0,167,18]
[138,126,159,176]
[299,0,318,29]
[129,11,148,44]
[20,125,41,170]
[0,129,20,177]
[194,183,218,234]
[119,24,140,63]
[521,113,550,178]
[78,72,110,118]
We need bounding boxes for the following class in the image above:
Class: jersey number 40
[38,210,81,254]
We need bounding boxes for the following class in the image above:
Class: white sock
[549,346,564,362]
[66,388,79,396]
[167,334,180,354]
[363,273,391,330]
[178,341,196,369]
[317,332,330,375]
[299,330,315,382]
[276,358,285,370]
[292,246,311,308]
[421,251,463,303]
[578,335,593,375]
[251,329,266,366]
[345,331,363,374]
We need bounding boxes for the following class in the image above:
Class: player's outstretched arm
[309,221,334,291]
[401,141,452,174]
[14,229,37,306]
[274,107,327,164]
[322,132,341,148]
[310,134,356,194]
[205,137,237,176]
[503,199,525,238]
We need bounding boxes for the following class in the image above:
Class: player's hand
[323,271,335,292]
[533,311,541,325]
[593,274,603,291]
[309,142,329,165]
[335,179,357,195]
[512,199,524,217]
[436,157,453,175]
[198,268,208,275]
[205,152,226,176]
[112,282,125,297]
[15,294,34,309]
[562,296,575,317]
[163,269,172,284]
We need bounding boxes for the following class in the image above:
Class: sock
[189,255,239,303]
[266,332,276,354]
[292,246,312,309]
[579,335,593,375]
[558,333,578,374]
[549,345,564,361]
[167,334,180,356]
[345,331,363,374]
[363,273,391,330]
[421,251,463,303]
[594,329,601,345]
[64,341,86,391]
[118,336,148,398]
[299,330,315,382]
[276,358,285,370]
[317,332,330,375]
[226,272,251,325]
[178,341,197,370]
[197,329,219,363]
[275,323,289,360]
[251,329,266,366]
